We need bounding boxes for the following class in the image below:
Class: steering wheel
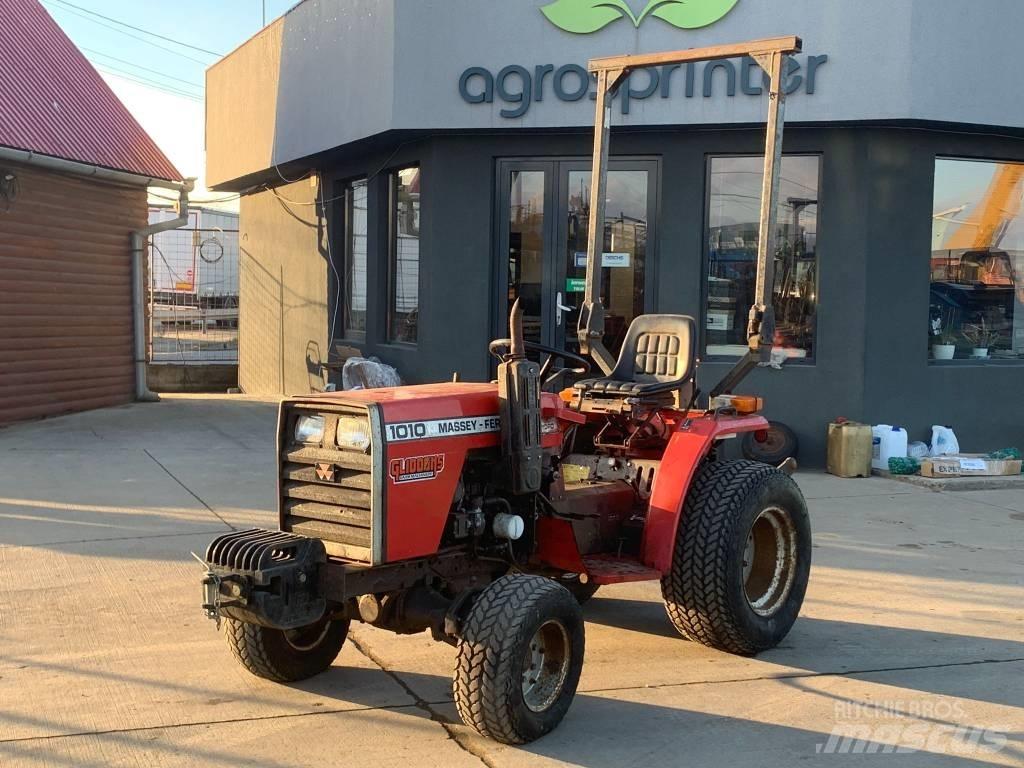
[488,339,592,387]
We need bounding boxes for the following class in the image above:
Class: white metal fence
[147,207,239,364]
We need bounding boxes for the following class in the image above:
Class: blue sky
[40,0,299,201]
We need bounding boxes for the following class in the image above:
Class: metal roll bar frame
[577,36,803,399]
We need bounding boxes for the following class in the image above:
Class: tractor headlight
[336,416,371,452]
[294,414,325,444]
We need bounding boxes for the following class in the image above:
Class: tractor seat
[574,314,697,402]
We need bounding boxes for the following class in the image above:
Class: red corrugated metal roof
[0,0,182,181]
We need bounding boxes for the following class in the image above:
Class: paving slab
[0,705,482,768]
[455,661,1024,767]
[884,471,1024,493]
[0,449,229,548]
[0,534,408,742]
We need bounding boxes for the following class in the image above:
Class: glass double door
[497,159,657,360]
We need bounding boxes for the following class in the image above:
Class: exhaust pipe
[497,298,542,494]
[509,297,525,358]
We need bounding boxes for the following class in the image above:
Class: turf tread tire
[224,617,349,682]
[454,575,584,744]
[661,459,810,656]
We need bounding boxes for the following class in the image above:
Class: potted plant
[963,319,999,359]
[932,329,956,360]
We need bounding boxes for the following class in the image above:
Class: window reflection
[565,170,648,355]
[931,159,1024,361]
[706,155,819,359]
[507,170,546,344]
[343,179,368,339]
[389,167,420,343]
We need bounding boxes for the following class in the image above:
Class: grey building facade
[207,0,1024,462]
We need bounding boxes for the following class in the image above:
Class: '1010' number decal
[385,415,501,442]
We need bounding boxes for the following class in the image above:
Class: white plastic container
[871,424,909,471]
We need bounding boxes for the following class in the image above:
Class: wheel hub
[521,619,571,712]
[742,505,798,617]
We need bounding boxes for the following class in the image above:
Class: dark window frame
[387,164,422,345]
[337,175,369,343]
[701,152,824,365]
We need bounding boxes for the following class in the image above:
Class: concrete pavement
[0,395,1021,767]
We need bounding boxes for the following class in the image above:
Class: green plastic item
[986,447,1021,460]
[888,456,920,475]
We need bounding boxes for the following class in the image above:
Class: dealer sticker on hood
[385,415,500,442]
[389,454,445,484]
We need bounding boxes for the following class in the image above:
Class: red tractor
[201,37,811,744]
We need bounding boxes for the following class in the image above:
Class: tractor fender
[641,414,769,573]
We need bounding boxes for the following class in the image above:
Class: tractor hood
[286,382,573,450]
[288,382,502,429]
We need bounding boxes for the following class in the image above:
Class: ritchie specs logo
[541,0,740,34]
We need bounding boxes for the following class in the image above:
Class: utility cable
[41,0,213,66]
[149,190,240,204]
[82,47,204,89]
[46,0,223,56]
[94,65,202,101]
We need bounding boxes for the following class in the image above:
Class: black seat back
[612,314,696,387]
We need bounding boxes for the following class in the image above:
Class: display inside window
[389,167,420,343]
[506,170,546,345]
[930,158,1024,361]
[564,169,648,356]
[705,155,820,359]
[343,179,368,339]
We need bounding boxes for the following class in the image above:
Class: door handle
[555,291,574,326]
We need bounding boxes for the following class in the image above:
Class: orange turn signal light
[731,395,763,414]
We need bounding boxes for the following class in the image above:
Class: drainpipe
[131,179,196,401]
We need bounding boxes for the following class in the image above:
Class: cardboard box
[920,454,1023,478]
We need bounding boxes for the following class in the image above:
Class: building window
[389,166,420,343]
[342,179,368,339]
[930,158,1023,362]
[705,155,820,360]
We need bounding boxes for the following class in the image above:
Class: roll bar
[577,36,802,397]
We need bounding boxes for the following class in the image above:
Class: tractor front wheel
[661,459,811,655]
[454,575,584,744]
[224,616,349,682]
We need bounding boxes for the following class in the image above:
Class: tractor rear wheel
[224,616,349,682]
[454,575,584,744]
[661,459,810,655]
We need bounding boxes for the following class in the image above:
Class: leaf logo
[541,0,740,34]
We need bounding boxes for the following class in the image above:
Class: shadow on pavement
[582,597,1024,710]
[295,665,1021,768]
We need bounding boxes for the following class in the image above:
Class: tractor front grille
[279,403,379,562]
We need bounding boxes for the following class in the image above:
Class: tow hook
[194,551,246,626]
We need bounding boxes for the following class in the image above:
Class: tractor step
[582,554,661,585]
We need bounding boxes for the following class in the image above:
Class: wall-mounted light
[0,169,19,212]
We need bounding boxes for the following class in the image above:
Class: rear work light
[710,394,763,414]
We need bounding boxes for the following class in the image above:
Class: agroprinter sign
[458,54,828,119]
